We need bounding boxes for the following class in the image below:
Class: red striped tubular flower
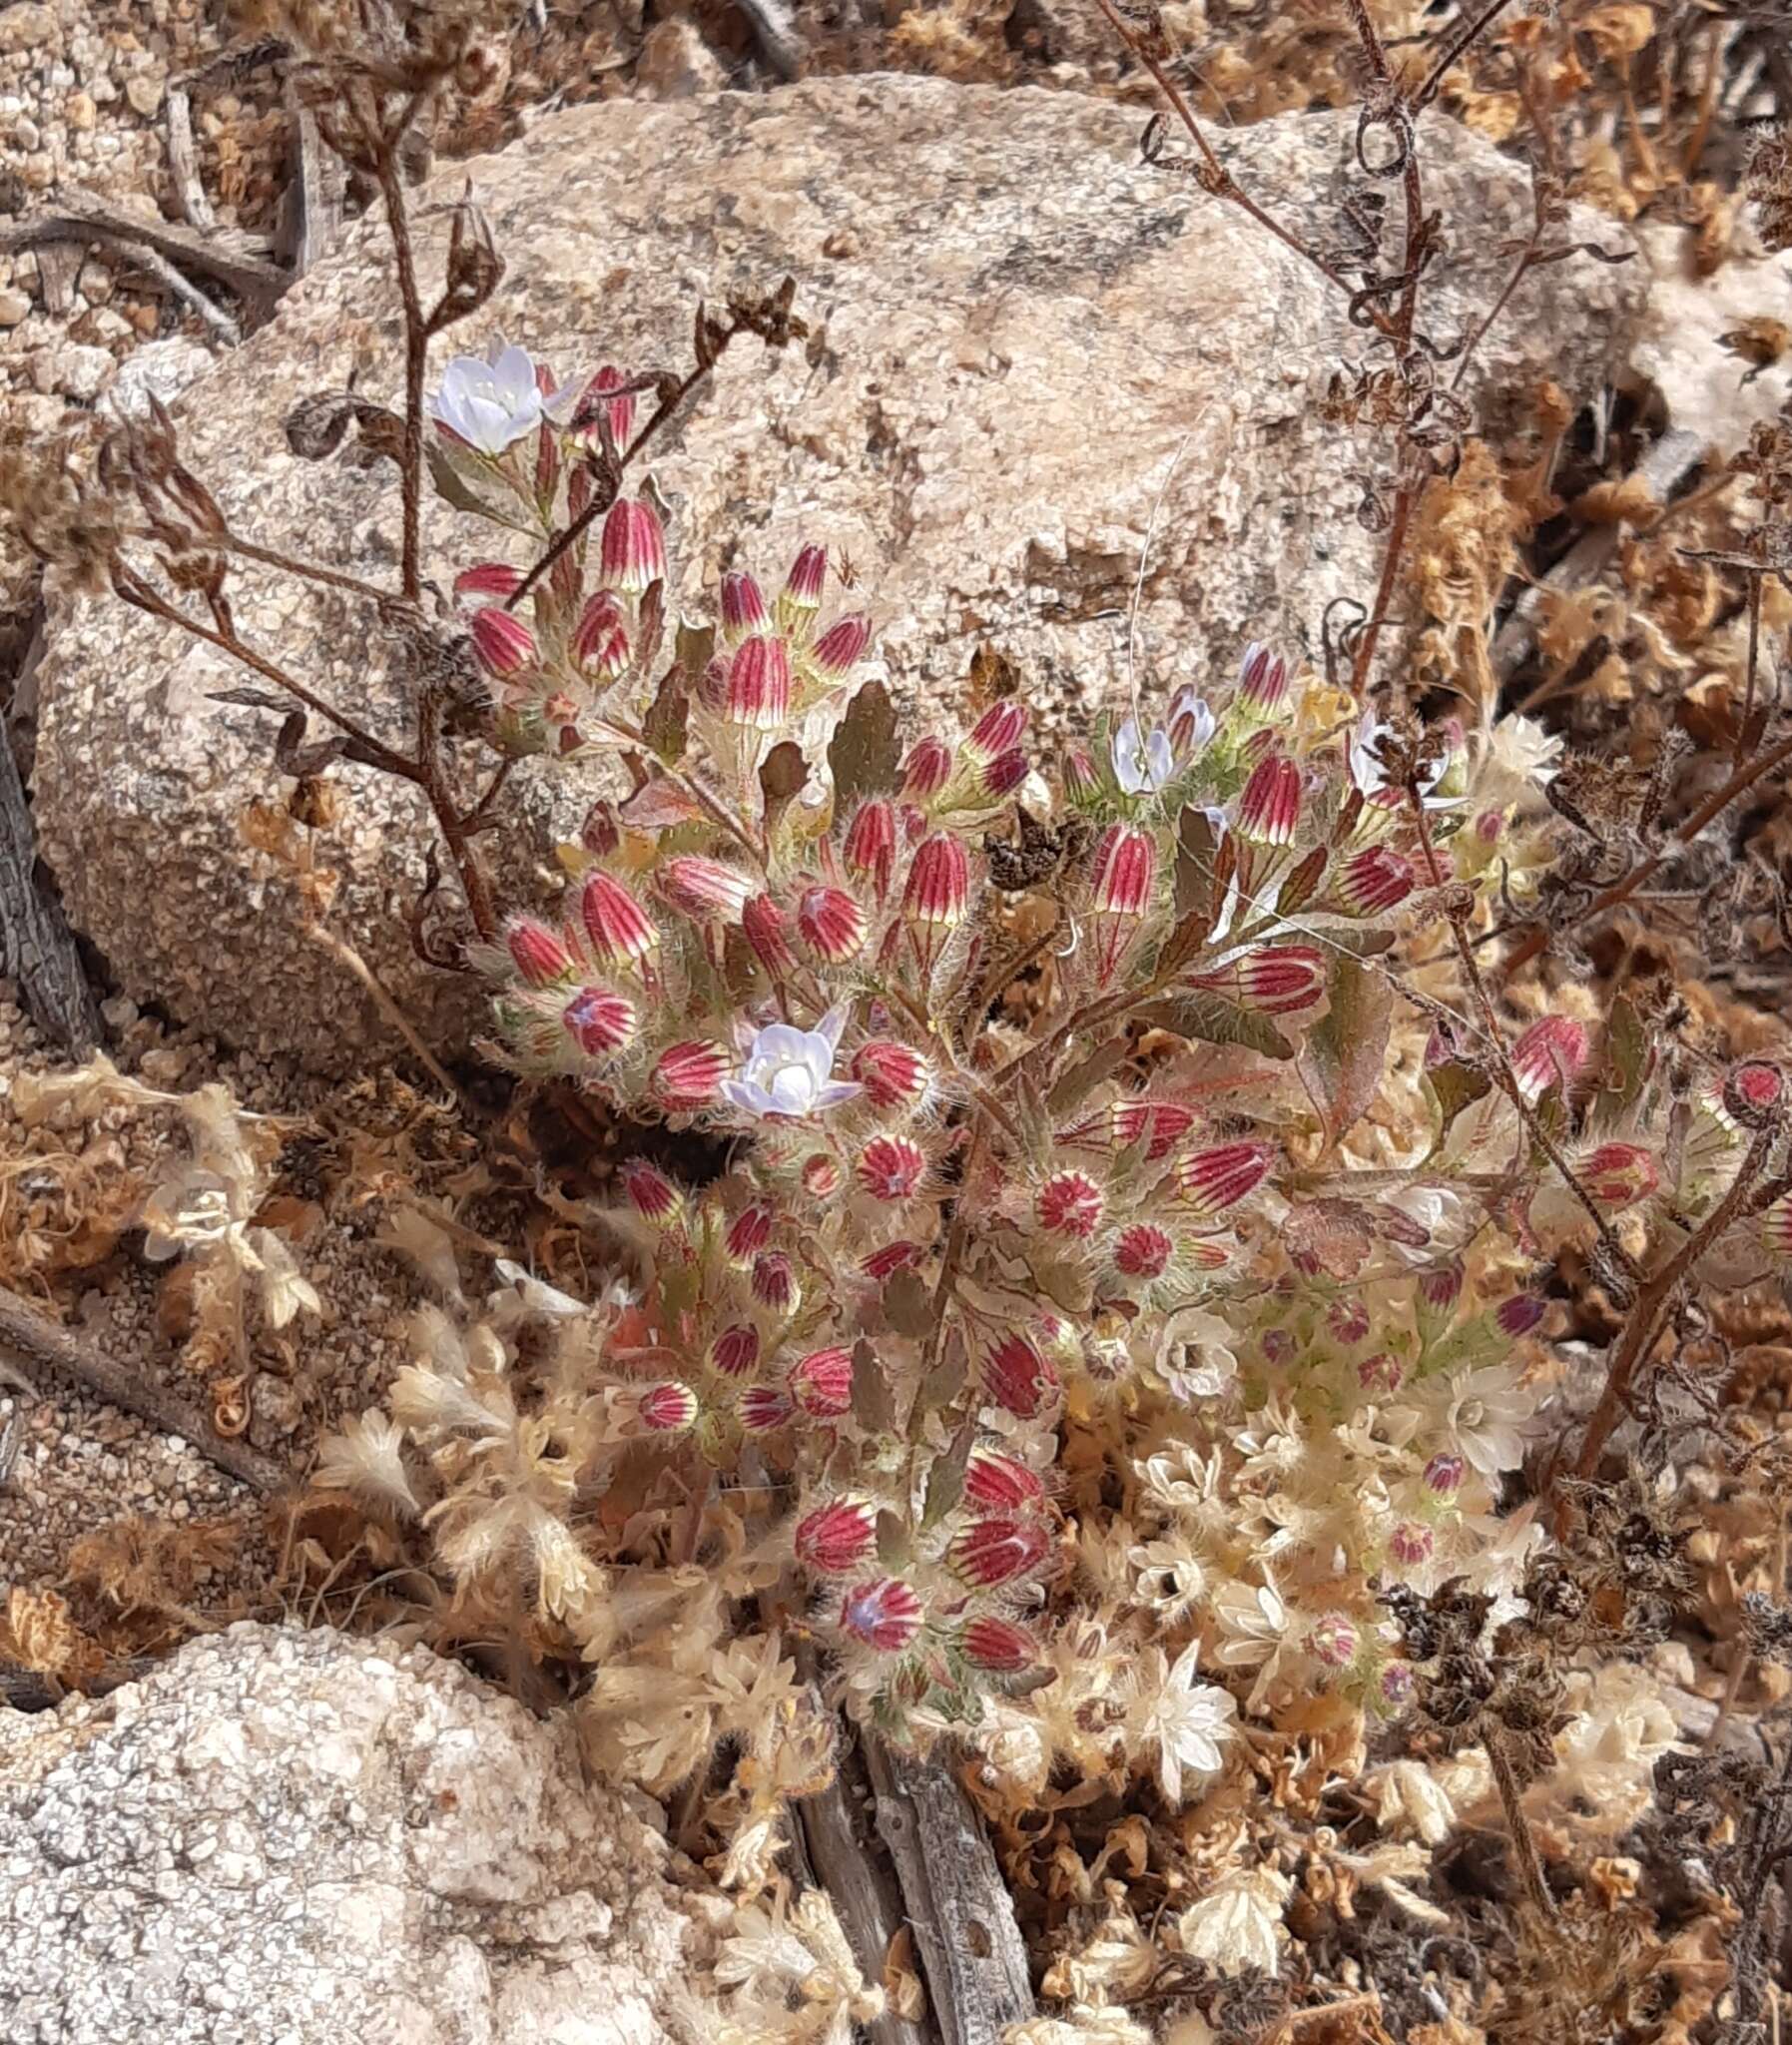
[900,737,953,805]
[1111,1222,1174,1280]
[568,363,635,449]
[965,701,1029,762]
[780,543,828,621]
[751,1251,799,1312]
[901,834,970,930]
[741,894,798,978]
[861,1240,919,1281]
[600,496,666,592]
[802,1153,842,1198]
[659,856,756,922]
[837,1576,921,1653]
[506,917,572,987]
[1060,1099,1196,1159]
[720,569,770,646]
[725,634,794,729]
[1235,640,1289,718]
[1236,754,1302,845]
[948,1516,1049,1588]
[469,606,535,678]
[739,1385,794,1434]
[636,1382,699,1433]
[1579,1141,1660,1209]
[794,1498,877,1574]
[852,1039,930,1110]
[572,590,630,679]
[843,799,898,901]
[724,1204,774,1263]
[650,1039,730,1110]
[454,561,525,602]
[798,885,869,964]
[983,1332,1059,1419]
[1176,1140,1274,1216]
[810,613,872,678]
[1726,1058,1786,1126]
[709,1324,761,1378]
[562,987,637,1056]
[1337,844,1416,916]
[1036,1169,1104,1240]
[959,1617,1040,1673]
[1090,825,1158,919]
[790,1345,855,1418]
[620,1160,682,1226]
[980,747,1029,799]
[580,872,658,969]
[1188,944,1326,1016]
[856,1134,927,1202]
[964,1451,1047,1514]
[1510,1016,1589,1100]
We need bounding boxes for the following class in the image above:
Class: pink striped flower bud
[959,1616,1040,1674]
[983,1332,1059,1419]
[1236,641,1289,717]
[838,1576,921,1653]
[843,800,898,901]
[1090,825,1158,920]
[900,737,954,805]
[1328,1297,1371,1344]
[1726,1058,1786,1128]
[1036,1170,1103,1240]
[1189,945,1326,1016]
[726,634,794,729]
[651,1039,730,1110]
[454,561,525,602]
[852,1038,930,1109]
[980,747,1029,799]
[1382,1664,1416,1707]
[1580,1141,1660,1210]
[1063,1099,1198,1160]
[1063,745,1101,802]
[709,1324,760,1377]
[861,1240,919,1282]
[1419,1262,1465,1311]
[569,363,635,450]
[1176,1140,1274,1216]
[580,872,658,968]
[659,856,756,922]
[469,606,535,678]
[742,894,798,977]
[1112,1222,1174,1280]
[720,569,770,646]
[857,1133,927,1202]
[637,1381,699,1433]
[1764,1194,1792,1260]
[1338,844,1415,916]
[781,543,827,617]
[1496,1294,1544,1338]
[506,917,572,987]
[1388,1521,1434,1567]
[790,1344,854,1418]
[902,834,971,929]
[562,986,637,1056]
[572,589,630,679]
[802,1153,842,1198]
[740,1385,795,1434]
[798,884,869,963]
[964,1450,1047,1515]
[1357,1351,1403,1395]
[949,1516,1049,1589]
[1306,1611,1358,1669]
[795,1498,877,1575]
[810,613,872,679]
[965,701,1028,762]
[1237,754,1302,845]
[724,1204,774,1263]
[751,1251,799,1312]
[1510,1016,1589,1100]
[1425,1452,1466,1495]
[620,1159,682,1225]
[600,496,666,593]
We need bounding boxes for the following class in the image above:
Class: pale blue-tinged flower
[722,1007,861,1119]
[1112,715,1175,796]
[1167,686,1217,753]
[432,341,570,455]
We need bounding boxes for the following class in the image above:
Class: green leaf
[1423,1059,1493,1159]
[1140,991,1293,1061]
[1295,953,1394,1147]
[1599,996,1652,1121]
[425,440,531,530]
[641,668,688,767]
[827,679,901,814]
[1046,1037,1129,1119]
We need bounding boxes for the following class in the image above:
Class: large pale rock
[0,1623,689,2044]
[35,77,1643,1070]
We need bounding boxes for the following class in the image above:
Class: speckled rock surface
[0,1623,689,2044]
[35,76,1643,1070]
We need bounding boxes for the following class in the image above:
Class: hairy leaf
[828,679,901,813]
[1296,954,1393,1146]
[1141,990,1293,1061]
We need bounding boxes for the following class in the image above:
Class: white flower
[722,1007,861,1118]
[1177,1865,1290,1976]
[1111,715,1174,795]
[1477,714,1562,803]
[431,341,568,455]
[1440,1358,1536,1477]
[1369,1758,1459,1845]
[1131,1539,1207,1623]
[1153,1305,1238,1402]
[315,1410,418,1516]
[1141,1642,1237,1804]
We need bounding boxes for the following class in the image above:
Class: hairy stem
[1484,1723,1557,1921]
[377,149,427,606]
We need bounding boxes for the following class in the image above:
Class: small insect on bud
[454,561,525,603]
[949,1516,1050,1589]
[838,1576,922,1653]
[959,1616,1040,1674]
[900,736,954,805]
[1305,1611,1358,1669]
[964,1450,1047,1514]
[660,856,756,923]
[861,1239,919,1282]
[1726,1058,1786,1128]
[843,799,898,902]
[1580,1141,1661,1210]
[752,1251,799,1313]
[1176,1140,1274,1216]
[651,1039,730,1110]
[790,1344,855,1418]
[505,917,572,987]
[742,894,798,978]
[720,569,771,646]
[1235,641,1289,719]
[852,1039,930,1111]
[857,1133,927,1202]
[965,701,1029,763]
[562,986,637,1056]
[795,1498,877,1575]
[724,1204,774,1263]
[1388,1521,1434,1567]
[636,1381,699,1433]
[1037,1170,1104,1240]
[1189,945,1327,1017]
[580,872,658,969]
[983,1331,1060,1420]
[739,1385,795,1434]
[620,1159,683,1226]
[811,614,873,682]
[798,885,869,964]
[1510,1015,1590,1100]
[1357,1351,1403,1395]
[572,589,630,680]
[902,833,971,929]
[1328,1297,1371,1344]
[1337,844,1416,916]
[709,1324,760,1377]
[980,747,1029,800]
[780,543,828,622]
[1236,754,1302,845]
[726,634,794,729]
[600,496,667,593]
[1111,1223,1173,1281]
[469,606,536,678]
[1496,1294,1544,1338]
[802,1153,842,1198]
[1424,1452,1466,1495]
